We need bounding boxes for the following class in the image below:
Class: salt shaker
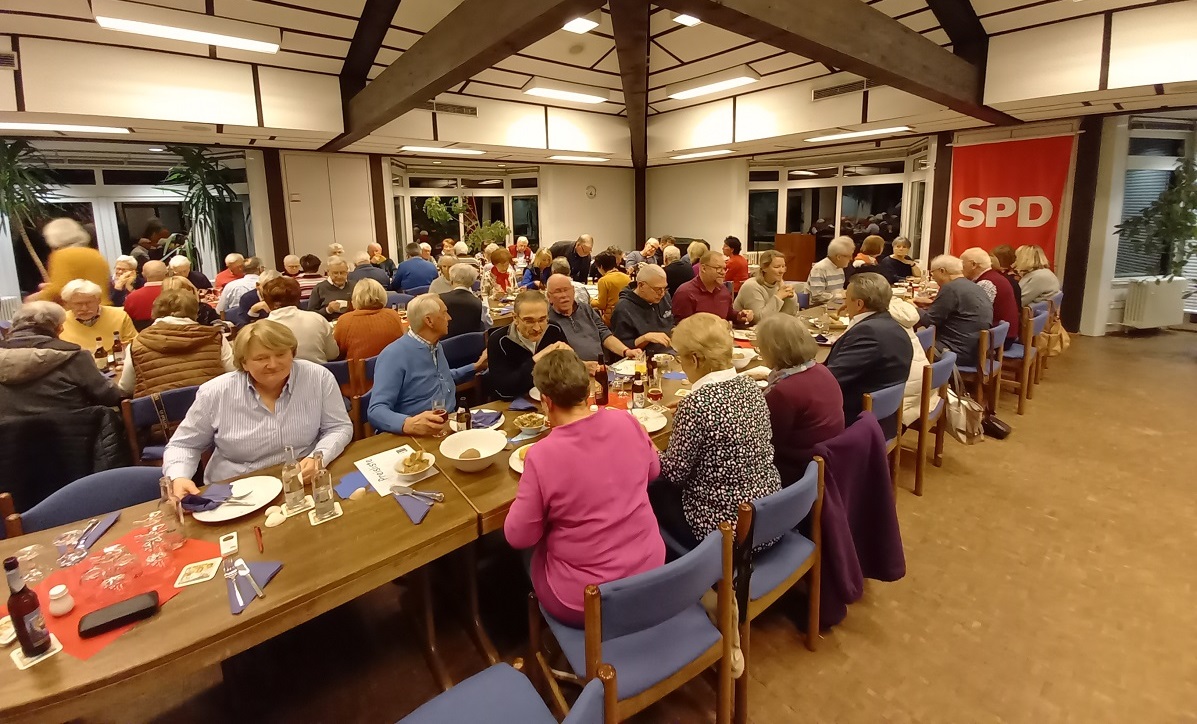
[47,584,75,617]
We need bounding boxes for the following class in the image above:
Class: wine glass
[431,394,449,437]
[15,545,50,585]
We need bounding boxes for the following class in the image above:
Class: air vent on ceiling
[0,52,18,71]
[1129,118,1195,131]
[812,79,885,101]
[418,101,478,118]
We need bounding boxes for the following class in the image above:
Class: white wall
[646,158,749,244]
[1080,116,1130,337]
[280,152,375,261]
[537,165,635,249]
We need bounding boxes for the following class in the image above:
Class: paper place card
[354,445,438,496]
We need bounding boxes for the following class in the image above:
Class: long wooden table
[0,433,477,724]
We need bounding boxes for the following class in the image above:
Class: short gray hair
[407,293,443,333]
[61,278,104,301]
[12,301,66,335]
[326,255,348,271]
[42,218,90,249]
[828,236,855,257]
[242,256,263,274]
[960,247,992,271]
[449,263,478,288]
[114,255,137,270]
[168,256,191,270]
[420,242,432,252]
[353,251,371,265]
[663,245,681,263]
[636,263,666,284]
[930,254,963,276]
[257,269,282,287]
[405,243,421,258]
[454,241,470,256]
[283,254,300,266]
[224,253,244,266]
[847,272,892,313]
[550,258,571,276]
[757,314,818,369]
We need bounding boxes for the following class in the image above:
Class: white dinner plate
[629,408,667,434]
[509,443,535,475]
[529,387,541,401]
[450,410,505,432]
[732,330,757,341]
[192,476,284,523]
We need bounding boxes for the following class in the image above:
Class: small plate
[192,476,283,523]
[0,615,14,646]
[528,387,541,401]
[629,408,667,433]
[509,443,535,475]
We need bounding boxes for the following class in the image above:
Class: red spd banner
[948,135,1074,265]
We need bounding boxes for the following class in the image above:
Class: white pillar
[1079,116,1130,337]
[244,150,275,271]
[0,222,20,301]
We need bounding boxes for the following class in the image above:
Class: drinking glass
[312,467,337,521]
[15,545,50,585]
[99,544,139,592]
[431,394,449,437]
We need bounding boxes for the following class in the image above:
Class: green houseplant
[160,145,240,267]
[1115,151,1197,278]
[423,195,510,254]
[0,139,56,282]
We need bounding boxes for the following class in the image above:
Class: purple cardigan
[764,363,845,485]
[811,411,906,628]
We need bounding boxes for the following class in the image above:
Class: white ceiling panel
[213,0,357,38]
[380,27,422,52]
[495,55,624,90]
[648,42,681,72]
[982,0,1159,35]
[654,22,751,63]
[649,43,781,90]
[134,0,208,11]
[897,9,940,33]
[0,0,92,17]
[922,28,951,45]
[389,0,465,32]
[216,47,342,75]
[1,13,210,56]
[471,68,534,89]
[749,54,811,76]
[648,62,828,112]
[281,31,350,58]
[522,30,615,69]
[460,81,625,114]
[649,8,680,36]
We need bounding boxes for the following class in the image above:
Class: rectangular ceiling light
[670,149,733,160]
[93,0,280,54]
[666,65,760,100]
[400,146,486,155]
[804,126,912,143]
[549,155,609,162]
[562,10,601,33]
[522,77,611,105]
[0,122,130,134]
[672,13,702,26]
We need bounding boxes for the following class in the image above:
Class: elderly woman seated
[334,278,407,359]
[262,277,339,364]
[1014,244,1061,304]
[117,289,233,397]
[165,320,353,498]
[109,254,139,306]
[756,314,844,484]
[59,278,137,355]
[0,301,124,419]
[651,313,781,549]
[521,248,554,290]
[505,349,665,626]
[482,247,519,300]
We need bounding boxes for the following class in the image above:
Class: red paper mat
[734,339,755,349]
[3,530,220,661]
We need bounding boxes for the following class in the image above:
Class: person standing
[548,234,594,283]
[722,236,749,293]
[129,218,168,271]
[38,218,111,305]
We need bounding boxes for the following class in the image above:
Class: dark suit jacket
[487,322,568,400]
[824,311,913,439]
[441,288,485,339]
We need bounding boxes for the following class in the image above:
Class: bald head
[142,260,168,282]
[283,254,301,275]
[545,273,576,314]
[960,247,992,280]
[575,234,594,257]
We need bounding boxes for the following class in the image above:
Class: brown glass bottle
[595,365,609,406]
[5,557,51,658]
[93,337,108,371]
[632,371,646,409]
[456,396,471,430]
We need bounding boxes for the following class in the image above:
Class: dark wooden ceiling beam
[609,0,650,168]
[340,0,403,100]
[323,0,606,152]
[925,0,989,67]
[654,0,1016,125]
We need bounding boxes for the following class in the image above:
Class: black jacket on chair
[824,311,913,439]
[441,288,485,339]
[486,322,568,400]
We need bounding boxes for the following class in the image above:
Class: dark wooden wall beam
[262,149,291,268]
[925,0,988,68]
[340,0,403,100]
[609,0,649,168]
[323,0,606,152]
[654,0,1016,125]
[927,132,954,259]
[1061,116,1103,332]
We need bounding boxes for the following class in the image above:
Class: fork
[390,485,444,503]
[224,560,244,607]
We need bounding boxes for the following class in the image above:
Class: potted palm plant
[160,145,240,268]
[0,139,55,282]
[1115,151,1197,278]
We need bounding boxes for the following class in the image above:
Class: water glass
[312,468,337,522]
[15,545,51,585]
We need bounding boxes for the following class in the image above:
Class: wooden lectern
[773,233,816,281]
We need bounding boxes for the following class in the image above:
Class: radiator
[1122,276,1188,329]
[0,296,19,323]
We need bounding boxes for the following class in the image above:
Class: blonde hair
[754,249,784,281]
[163,275,198,297]
[232,319,297,371]
[686,241,708,261]
[351,278,387,310]
[151,289,198,320]
[532,248,552,268]
[43,218,91,249]
[1013,245,1050,274]
[671,313,733,377]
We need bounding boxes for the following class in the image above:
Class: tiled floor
[130,330,1197,724]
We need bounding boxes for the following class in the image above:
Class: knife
[233,558,265,599]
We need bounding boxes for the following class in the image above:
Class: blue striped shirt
[162,359,353,483]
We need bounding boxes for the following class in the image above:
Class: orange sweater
[333,308,407,360]
[43,247,112,304]
[592,270,630,325]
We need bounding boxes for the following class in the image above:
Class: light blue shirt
[367,331,475,434]
[162,360,353,483]
[217,273,259,313]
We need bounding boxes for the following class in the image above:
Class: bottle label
[20,609,50,648]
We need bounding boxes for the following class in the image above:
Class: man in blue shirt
[368,293,488,436]
[391,242,440,292]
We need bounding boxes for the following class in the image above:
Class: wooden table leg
[412,567,453,692]
[462,542,500,665]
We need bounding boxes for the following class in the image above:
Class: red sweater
[123,283,163,322]
[725,253,749,293]
[765,364,845,485]
[977,268,1020,344]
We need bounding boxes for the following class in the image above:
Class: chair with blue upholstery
[862,381,906,491]
[4,467,164,537]
[529,523,735,723]
[955,321,1009,414]
[796,291,811,310]
[731,459,823,724]
[916,325,936,356]
[1002,306,1049,415]
[911,350,956,496]
[471,280,481,293]
[323,360,353,411]
[1040,291,1065,377]
[407,285,431,296]
[443,332,486,397]
[120,385,201,465]
[400,662,615,724]
[349,355,379,397]
[387,292,414,310]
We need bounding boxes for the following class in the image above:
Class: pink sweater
[504,408,665,626]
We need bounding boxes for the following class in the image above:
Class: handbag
[982,414,1012,440]
[946,368,985,445]
[1045,317,1071,357]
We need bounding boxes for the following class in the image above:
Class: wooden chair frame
[862,394,901,491]
[528,522,735,723]
[911,360,951,496]
[1039,296,1062,379]
[1,492,19,539]
[960,326,1005,415]
[1000,307,1037,416]
[731,459,824,724]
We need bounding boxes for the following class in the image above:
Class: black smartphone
[78,591,160,638]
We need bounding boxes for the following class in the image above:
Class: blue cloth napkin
[471,410,503,428]
[81,511,120,549]
[393,493,431,524]
[335,471,370,499]
[662,371,687,380]
[227,560,283,615]
[181,483,233,512]
[509,397,538,411]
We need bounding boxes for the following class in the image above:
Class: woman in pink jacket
[504,349,665,626]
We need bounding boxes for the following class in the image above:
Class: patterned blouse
[660,371,782,543]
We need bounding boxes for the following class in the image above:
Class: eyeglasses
[519,316,548,325]
[703,265,727,273]
[645,284,668,293]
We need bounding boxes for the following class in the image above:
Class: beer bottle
[93,337,108,371]
[111,331,124,357]
[595,364,609,406]
[456,396,471,430]
[632,371,646,409]
[5,557,51,658]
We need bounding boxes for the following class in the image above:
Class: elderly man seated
[368,294,488,436]
[548,234,594,283]
[307,256,356,320]
[216,256,262,319]
[663,244,694,297]
[488,290,570,400]
[429,254,457,295]
[392,242,439,292]
[60,278,137,354]
[282,254,302,277]
[807,236,855,306]
[215,252,245,289]
[441,264,485,339]
[545,274,638,366]
[0,301,124,418]
[624,237,660,272]
[124,260,169,328]
[672,250,752,325]
[168,255,212,289]
[610,264,674,358]
[349,251,391,287]
[368,242,396,278]
[961,247,1019,349]
[916,254,992,367]
[824,273,913,439]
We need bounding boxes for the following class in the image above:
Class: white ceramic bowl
[439,429,508,473]
[393,451,435,483]
[513,412,546,436]
[732,348,754,371]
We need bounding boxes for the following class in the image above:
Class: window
[1128,137,1186,157]
[45,168,97,185]
[512,196,540,249]
[843,160,905,177]
[1115,169,1173,277]
[749,170,780,182]
[840,183,902,239]
[511,177,538,189]
[748,190,778,250]
[907,180,927,256]
[785,187,837,234]
[410,196,459,245]
[409,177,458,189]
[461,178,504,189]
[788,166,837,180]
